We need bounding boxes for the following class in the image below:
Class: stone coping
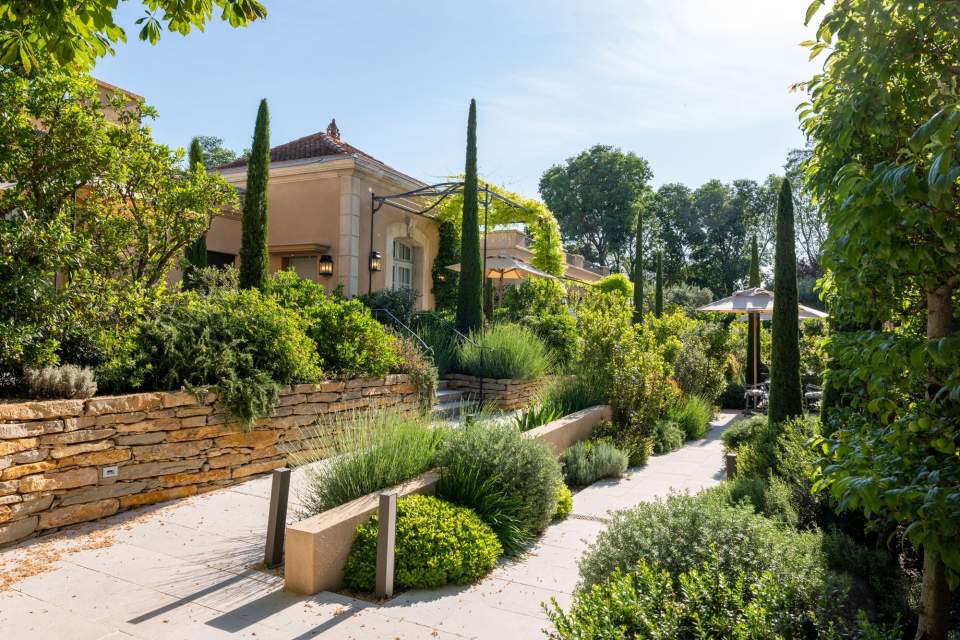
[284,404,611,595]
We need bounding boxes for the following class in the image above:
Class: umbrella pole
[753,313,759,385]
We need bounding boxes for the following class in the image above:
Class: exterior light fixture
[318,254,334,276]
[369,251,383,273]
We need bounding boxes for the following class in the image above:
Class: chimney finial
[326,118,340,140]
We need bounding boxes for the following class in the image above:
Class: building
[211,120,439,309]
[483,229,609,282]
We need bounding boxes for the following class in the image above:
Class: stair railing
[370,308,434,358]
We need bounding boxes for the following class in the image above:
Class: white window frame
[392,239,413,290]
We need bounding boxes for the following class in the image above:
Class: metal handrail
[370,308,434,357]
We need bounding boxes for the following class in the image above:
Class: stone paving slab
[0,411,740,639]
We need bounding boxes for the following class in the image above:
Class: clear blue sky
[93,0,819,196]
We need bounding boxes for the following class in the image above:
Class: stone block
[20,467,98,493]
[116,418,182,434]
[339,390,362,400]
[178,416,207,428]
[58,482,147,506]
[292,402,329,416]
[94,411,148,426]
[320,381,345,392]
[0,400,84,422]
[50,440,112,460]
[64,416,97,431]
[116,459,202,481]
[207,452,250,469]
[11,449,47,464]
[215,431,278,449]
[57,448,130,469]
[0,480,18,496]
[145,409,177,420]
[160,469,230,487]
[38,499,119,530]
[0,516,37,545]
[176,406,213,418]
[166,425,234,442]
[291,383,324,394]
[232,458,284,479]
[161,390,202,408]
[8,493,53,519]
[114,432,166,446]
[345,378,367,389]
[119,485,197,509]
[131,440,211,462]
[277,393,306,407]
[0,438,38,456]
[2,461,56,480]
[305,392,341,403]
[85,393,162,416]
[0,423,46,439]
[40,428,115,446]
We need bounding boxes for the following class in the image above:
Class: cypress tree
[239,99,270,292]
[767,179,802,424]
[654,251,663,318]
[183,137,208,286]
[745,234,761,386]
[483,278,494,321]
[456,99,483,334]
[632,208,643,323]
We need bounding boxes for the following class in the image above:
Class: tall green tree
[767,179,801,424]
[745,234,762,386]
[456,99,483,334]
[431,219,460,312]
[632,208,643,323]
[802,2,960,636]
[183,138,209,283]
[654,251,663,318]
[239,99,270,292]
[539,145,652,267]
[191,135,240,169]
[0,1,267,73]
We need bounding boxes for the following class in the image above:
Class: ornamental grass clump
[343,494,501,592]
[669,394,713,440]
[23,364,97,399]
[436,420,562,553]
[457,323,550,380]
[293,409,447,516]
[560,440,629,487]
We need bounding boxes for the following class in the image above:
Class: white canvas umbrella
[697,288,828,385]
[445,255,557,304]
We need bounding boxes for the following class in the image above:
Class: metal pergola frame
[368,181,528,295]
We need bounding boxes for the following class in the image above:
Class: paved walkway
[0,411,740,639]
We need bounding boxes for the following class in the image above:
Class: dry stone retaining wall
[443,374,543,410]
[0,375,419,548]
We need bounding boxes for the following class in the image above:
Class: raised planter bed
[0,375,419,548]
[442,373,545,410]
[283,404,611,596]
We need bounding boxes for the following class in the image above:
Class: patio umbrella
[696,288,828,386]
[732,304,829,322]
[446,255,557,304]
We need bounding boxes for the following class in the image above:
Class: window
[207,251,236,269]
[282,255,318,281]
[392,239,413,290]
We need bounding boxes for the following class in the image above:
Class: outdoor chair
[744,381,769,414]
[804,384,823,413]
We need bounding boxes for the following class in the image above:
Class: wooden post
[375,491,397,599]
[264,468,291,568]
[725,453,738,479]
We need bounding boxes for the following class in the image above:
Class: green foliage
[412,312,459,377]
[653,420,684,454]
[343,495,501,592]
[539,144,652,267]
[662,282,715,313]
[188,265,240,296]
[239,99,270,292]
[457,323,550,380]
[118,288,320,425]
[513,403,562,432]
[768,178,802,424]
[23,364,97,399]
[553,482,573,520]
[502,278,567,319]
[182,137,209,286]
[594,420,653,467]
[431,219,460,312]
[595,273,633,299]
[456,99,483,334]
[669,394,713,440]
[295,410,446,516]
[721,382,747,409]
[548,556,817,640]
[191,135,240,170]
[722,415,769,452]
[0,0,266,72]
[746,234,762,386]
[0,69,235,378]
[577,493,841,627]
[673,340,726,403]
[269,271,399,378]
[437,457,529,556]
[391,334,437,414]
[436,420,563,539]
[561,439,629,487]
[357,287,419,328]
[538,376,605,418]
[633,208,645,323]
[523,313,579,369]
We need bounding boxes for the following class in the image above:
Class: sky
[93,0,822,197]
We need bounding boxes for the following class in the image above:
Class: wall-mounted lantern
[369,251,383,273]
[318,254,334,276]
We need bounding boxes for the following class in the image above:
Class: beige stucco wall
[484,229,608,283]
[212,157,437,308]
